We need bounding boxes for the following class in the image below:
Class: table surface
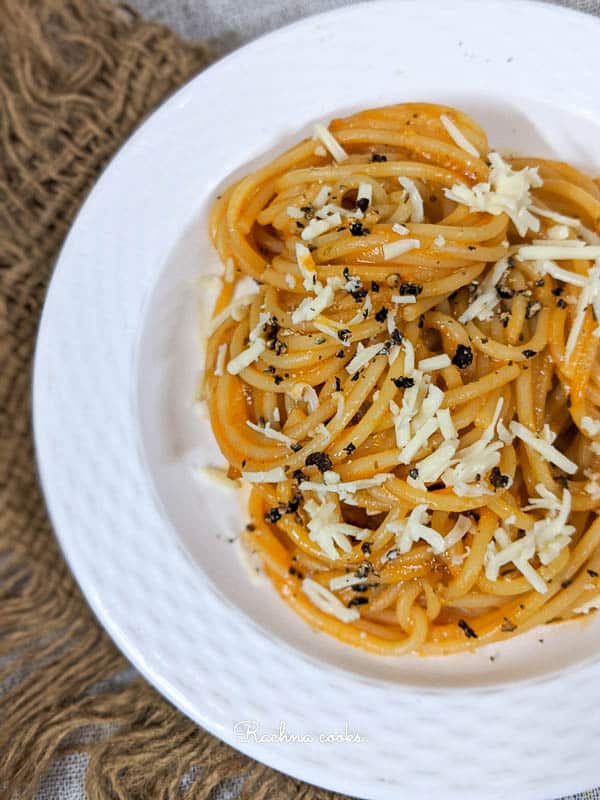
[39,1,600,798]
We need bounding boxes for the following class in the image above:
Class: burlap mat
[0,2,350,797]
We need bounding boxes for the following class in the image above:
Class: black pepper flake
[264,365,276,374]
[336,349,346,358]
[356,197,369,213]
[288,565,304,579]
[458,619,478,639]
[300,205,312,214]
[490,466,510,490]
[371,153,387,162]
[408,467,419,480]
[501,617,517,633]
[385,549,401,561]
[375,306,389,323]
[552,286,564,296]
[245,523,255,532]
[350,287,368,302]
[391,328,403,345]
[556,298,567,309]
[348,597,369,607]
[337,328,351,343]
[292,469,307,484]
[496,286,515,299]
[588,569,599,578]
[522,349,536,359]
[350,372,360,382]
[507,255,515,267]
[274,375,283,385]
[264,508,282,523]
[361,542,372,555]
[398,282,423,296]
[561,579,573,589]
[392,376,415,388]
[468,245,476,251]
[534,279,545,287]
[371,280,380,292]
[480,337,489,344]
[290,443,302,452]
[275,340,288,356]
[295,221,305,229]
[344,443,356,455]
[418,314,425,329]
[429,194,437,202]
[305,451,333,473]
[335,376,342,392]
[556,475,569,488]
[353,583,370,593]
[452,344,473,369]
[349,220,370,236]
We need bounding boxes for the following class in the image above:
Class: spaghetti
[203,102,600,655]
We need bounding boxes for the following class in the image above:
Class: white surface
[34,1,600,798]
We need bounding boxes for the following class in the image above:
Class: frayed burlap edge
[0,2,351,798]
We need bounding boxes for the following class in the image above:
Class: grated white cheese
[313,320,344,343]
[345,341,386,375]
[442,397,505,495]
[314,184,331,207]
[398,177,424,223]
[301,212,343,241]
[573,595,600,614]
[382,238,421,261]
[458,257,509,323]
[564,261,600,359]
[356,182,372,208]
[391,294,417,305]
[418,354,451,372]
[196,466,239,491]
[408,439,458,487]
[209,292,258,335]
[245,420,297,447]
[392,223,409,235]
[227,312,269,375]
[518,244,600,261]
[433,234,446,248]
[530,205,580,228]
[386,505,446,554]
[444,152,542,236]
[444,515,472,549]
[509,421,577,474]
[315,202,363,220]
[303,498,365,560]
[485,484,575,593]
[241,467,287,483]
[300,473,393,504]
[284,273,296,289]
[440,114,480,157]
[224,258,235,283]
[314,145,327,157]
[287,206,304,219]
[582,416,600,436]
[214,343,228,377]
[437,408,457,440]
[288,382,319,411]
[398,416,439,465]
[302,577,359,622]
[313,123,348,163]
[536,259,587,288]
[547,224,570,240]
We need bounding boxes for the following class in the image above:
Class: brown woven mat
[0,2,349,797]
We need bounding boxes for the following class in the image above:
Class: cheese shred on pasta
[203,102,600,656]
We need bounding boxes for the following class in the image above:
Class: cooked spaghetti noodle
[203,102,600,655]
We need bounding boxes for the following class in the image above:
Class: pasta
[202,102,600,656]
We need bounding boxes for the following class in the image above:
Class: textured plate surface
[34,2,600,798]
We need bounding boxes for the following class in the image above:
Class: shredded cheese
[509,421,577,474]
[382,238,421,261]
[444,152,542,236]
[518,244,600,261]
[458,257,509,323]
[417,354,451,372]
[227,312,269,374]
[245,420,297,447]
[398,177,424,223]
[301,212,343,241]
[302,577,359,622]
[214,343,228,376]
[241,467,287,483]
[313,123,348,163]
[440,114,480,158]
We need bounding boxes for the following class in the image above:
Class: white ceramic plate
[34,2,600,798]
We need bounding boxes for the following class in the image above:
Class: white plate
[33,2,600,798]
